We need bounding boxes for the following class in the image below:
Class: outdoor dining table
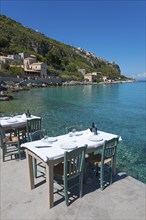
[21,129,120,208]
[0,114,41,132]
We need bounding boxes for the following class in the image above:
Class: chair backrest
[64,145,87,181]
[30,130,45,142]
[0,125,21,162]
[101,137,119,164]
[26,118,42,141]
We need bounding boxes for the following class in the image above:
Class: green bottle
[26,109,31,118]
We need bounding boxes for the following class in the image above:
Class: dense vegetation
[0,15,129,80]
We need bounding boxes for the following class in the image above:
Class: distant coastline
[0,76,136,101]
[137,80,146,82]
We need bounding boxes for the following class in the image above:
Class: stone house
[23,57,37,68]
[0,52,48,77]
[22,54,47,77]
[24,62,48,77]
[84,72,97,82]
[0,54,22,64]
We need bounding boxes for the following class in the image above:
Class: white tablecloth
[21,129,119,162]
[0,114,41,128]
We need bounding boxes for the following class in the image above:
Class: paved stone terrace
[0,152,145,220]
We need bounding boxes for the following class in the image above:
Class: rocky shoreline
[0,77,136,101]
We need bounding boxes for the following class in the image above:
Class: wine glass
[43,135,48,141]
[72,128,76,135]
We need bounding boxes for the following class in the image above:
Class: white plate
[1,117,10,120]
[7,118,18,123]
[42,137,58,143]
[14,115,22,118]
[88,135,103,142]
[60,142,77,150]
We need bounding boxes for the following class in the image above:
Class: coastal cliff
[0,15,130,81]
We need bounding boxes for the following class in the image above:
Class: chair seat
[3,136,19,144]
[87,154,112,166]
[54,162,79,178]
[87,153,101,166]
[86,137,119,190]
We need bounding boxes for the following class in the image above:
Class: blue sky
[1,0,145,79]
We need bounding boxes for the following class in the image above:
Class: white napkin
[22,113,27,121]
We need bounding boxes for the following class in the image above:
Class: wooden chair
[29,130,45,142]
[29,130,45,178]
[54,145,87,206]
[26,118,42,142]
[87,137,119,190]
[16,125,27,144]
[0,125,22,162]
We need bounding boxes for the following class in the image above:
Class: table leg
[46,161,54,208]
[26,150,35,190]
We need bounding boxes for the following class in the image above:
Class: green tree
[1,63,10,70]
[67,63,77,72]
[9,66,24,76]
[0,37,9,48]
[0,15,126,80]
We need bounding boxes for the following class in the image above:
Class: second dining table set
[0,113,120,208]
[0,112,41,160]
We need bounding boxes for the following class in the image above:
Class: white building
[19,52,31,59]
[102,76,107,82]
[84,72,97,82]
[30,62,48,76]
[0,54,22,63]
[0,52,48,77]
[24,62,48,77]
[23,57,37,67]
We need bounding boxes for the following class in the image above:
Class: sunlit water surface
[1,82,145,183]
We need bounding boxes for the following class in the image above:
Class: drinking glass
[44,135,48,140]
[72,128,76,135]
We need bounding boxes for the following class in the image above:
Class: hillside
[0,15,128,80]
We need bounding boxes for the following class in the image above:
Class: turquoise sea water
[1,82,146,183]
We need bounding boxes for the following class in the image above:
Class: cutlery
[35,146,52,148]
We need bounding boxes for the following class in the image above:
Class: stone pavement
[0,152,145,220]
